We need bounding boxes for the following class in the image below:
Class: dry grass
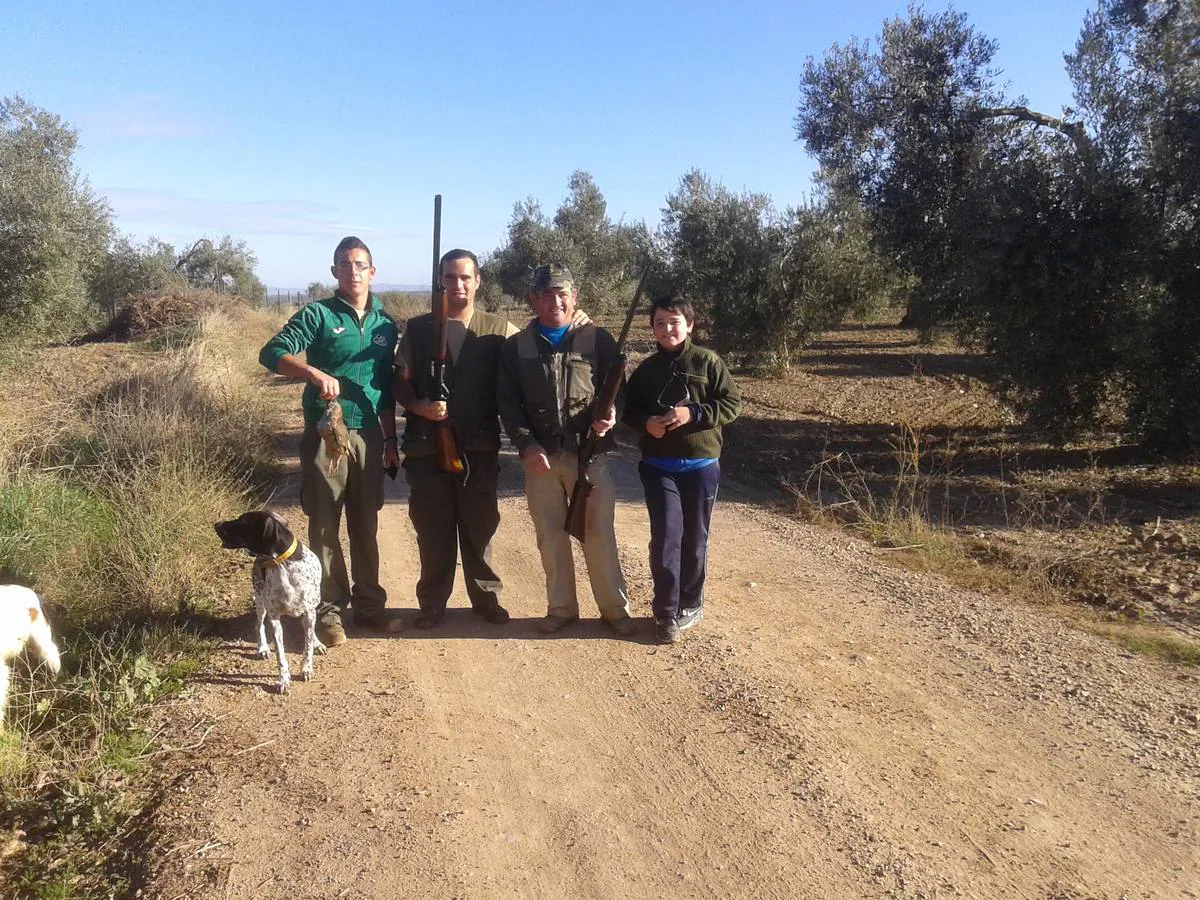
[0,302,290,896]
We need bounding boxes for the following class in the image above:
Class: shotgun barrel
[430,194,465,475]
[564,264,652,540]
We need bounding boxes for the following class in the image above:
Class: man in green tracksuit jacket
[259,236,403,646]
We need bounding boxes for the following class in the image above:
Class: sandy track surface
[144,439,1199,899]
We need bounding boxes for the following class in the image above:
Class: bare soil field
[722,322,1200,643]
[136,322,1199,898]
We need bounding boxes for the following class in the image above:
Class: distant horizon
[264,283,428,296]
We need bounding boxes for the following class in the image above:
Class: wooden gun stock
[564,447,594,541]
[564,264,651,541]
[430,194,465,475]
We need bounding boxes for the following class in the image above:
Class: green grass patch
[0,305,286,894]
[1084,623,1200,666]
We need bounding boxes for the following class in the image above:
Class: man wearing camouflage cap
[497,263,636,636]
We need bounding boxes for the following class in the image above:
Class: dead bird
[317,400,358,474]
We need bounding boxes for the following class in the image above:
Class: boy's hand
[659,405,693,431]
[646,416,669,438]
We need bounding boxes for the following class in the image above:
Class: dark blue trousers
[638,460,721,622]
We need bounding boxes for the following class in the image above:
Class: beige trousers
[523,452,630,620]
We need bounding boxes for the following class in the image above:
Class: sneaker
[677,606,704,632]
[656,619,681,644]
[414,610,445,630]
[316,615,347,647]
[354,609,405,634]
[473,604,511,624]
[605,615,638,638]
[537,613,579,634]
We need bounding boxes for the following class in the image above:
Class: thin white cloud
[82,95,206,139]
[104,187,344,238]
[101,188,430,285]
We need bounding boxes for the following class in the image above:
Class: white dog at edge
[0,585,62,729]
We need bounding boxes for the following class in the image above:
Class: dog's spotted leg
[255,600,271,659]
[270,616,290,694]
[300,609,322,681]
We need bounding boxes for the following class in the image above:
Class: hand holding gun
[429,194,465,475]
[564,265,651,541]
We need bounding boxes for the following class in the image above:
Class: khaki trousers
[299,424,387,619]
[524,452,630,619]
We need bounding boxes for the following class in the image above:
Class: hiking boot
[656,619,681,644]
[537,613,579,634]
[316,614,347,647]
[414,610,445,630]
[473,604,511,624]
[677,606,704,632]
[605,615,638,638]
[354,609,405,634]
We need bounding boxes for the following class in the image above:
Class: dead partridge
[317,400,358,474]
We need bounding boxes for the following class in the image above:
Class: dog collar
[258,537,298,569]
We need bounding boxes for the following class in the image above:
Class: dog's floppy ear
[259,510,294,552]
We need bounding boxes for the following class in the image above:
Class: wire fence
[266,289,311,307]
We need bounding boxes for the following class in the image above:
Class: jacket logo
[372,334,388,346]
[332,327,346,334]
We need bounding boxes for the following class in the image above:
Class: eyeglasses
[335,261,371,273]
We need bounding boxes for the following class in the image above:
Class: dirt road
[145,440,1199,899]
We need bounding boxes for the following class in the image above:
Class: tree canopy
[483,171,647,311]
[0,95,112,338]
[795,0,1200,450]
[657,170,908,369]
[1,95,268,341]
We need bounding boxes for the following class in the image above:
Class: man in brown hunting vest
[497,263,636,637]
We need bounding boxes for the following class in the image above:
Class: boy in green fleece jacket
[622,295,741,644]
[259,236,403,645]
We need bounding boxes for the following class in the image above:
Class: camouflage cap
[531,263,574,293]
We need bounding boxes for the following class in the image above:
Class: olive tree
[484,171,647,311]
[795,1,1200,450]
[658,170,900,369]
[0,95,112,338]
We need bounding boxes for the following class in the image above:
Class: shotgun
[430,194,465,475]
[564,264,651,541]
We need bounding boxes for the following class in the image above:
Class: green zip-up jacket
[259,294,398,429]
[622,338,741,458]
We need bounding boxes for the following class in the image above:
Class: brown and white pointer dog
[213,510,324,694]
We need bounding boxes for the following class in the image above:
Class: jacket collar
[332,291,380,315]
[660,337,693,358]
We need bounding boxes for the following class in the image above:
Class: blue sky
[3,0,1094,290]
